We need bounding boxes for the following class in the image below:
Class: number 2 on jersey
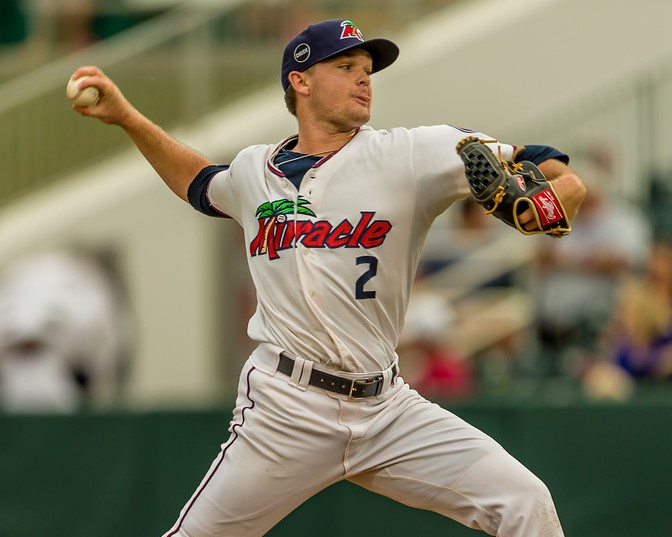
[355,255,378,299]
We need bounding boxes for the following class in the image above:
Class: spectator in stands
[397,287,474,401]
[0,249,131,413]
[419,197,504,278]
[533,146,651,376]
[599,240,672,381]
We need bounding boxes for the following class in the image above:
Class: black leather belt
[278,353,397,398]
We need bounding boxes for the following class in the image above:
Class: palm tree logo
[255,197,316,255]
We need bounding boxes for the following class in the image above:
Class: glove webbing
[474,139,525,215]
[475,138,525,173]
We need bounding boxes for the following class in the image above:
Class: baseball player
[70,19,585,537]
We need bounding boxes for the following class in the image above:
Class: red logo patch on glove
[531,190,564,227]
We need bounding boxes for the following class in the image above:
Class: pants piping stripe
[164,366,257,537]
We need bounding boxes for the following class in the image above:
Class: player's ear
[288,71,310,96]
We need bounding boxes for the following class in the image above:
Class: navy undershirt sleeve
[514,145,569,165]
[188,164,231,218]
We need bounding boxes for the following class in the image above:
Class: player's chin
[350,104,371,125]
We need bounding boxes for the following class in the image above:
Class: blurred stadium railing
[504,56,672,214]
[0,0,456,211]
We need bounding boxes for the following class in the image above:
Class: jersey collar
[267,127,361,178]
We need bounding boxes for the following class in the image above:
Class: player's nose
[357,70,371,86]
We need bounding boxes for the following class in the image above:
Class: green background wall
[2,396,671,537]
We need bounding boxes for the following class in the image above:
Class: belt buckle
[348,376,382,398]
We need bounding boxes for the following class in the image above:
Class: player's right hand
[69,66,136,127]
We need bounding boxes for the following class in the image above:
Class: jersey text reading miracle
[249,198,392,260]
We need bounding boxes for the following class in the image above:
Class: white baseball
[66,75,100,107]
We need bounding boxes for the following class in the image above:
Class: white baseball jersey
[206,125,514,373]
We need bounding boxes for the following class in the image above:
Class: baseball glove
[455,136,571,237]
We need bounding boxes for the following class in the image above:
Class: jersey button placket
[302,249,317,299]
[300,171,319,196]
[297,245,321,305]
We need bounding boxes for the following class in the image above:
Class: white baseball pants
[162,345,564,537]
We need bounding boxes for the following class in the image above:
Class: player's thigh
[348,394,541,533]
[165,363,348,537]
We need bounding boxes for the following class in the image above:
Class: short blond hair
[284,86,297,116]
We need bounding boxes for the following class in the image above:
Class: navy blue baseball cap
[281,19,399,91]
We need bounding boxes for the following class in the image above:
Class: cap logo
[294,43,311,63]
[340,20,364,41]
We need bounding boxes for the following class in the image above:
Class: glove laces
[475,139,523,214]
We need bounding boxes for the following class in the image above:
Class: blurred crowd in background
[0,0,179,52]
[0,0,411,79]
[401,144,672,405]
[2,1,672,413]
[0,0,155,75]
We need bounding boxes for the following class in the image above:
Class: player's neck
[293,125,358,155]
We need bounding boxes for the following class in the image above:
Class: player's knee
[512,471,554,509]
[503,471,562,533]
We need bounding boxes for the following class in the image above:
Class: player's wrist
[550,173,586,221]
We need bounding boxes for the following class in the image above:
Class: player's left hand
[534,158,586,225]
[457,137,585,237]
[514,171,586,232]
